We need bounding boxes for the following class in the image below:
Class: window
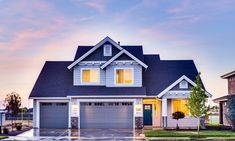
[115,68,133,85]
[172,99,189,116]
[81,69,99,83]
[179,80,188,89]
[103,44,112,56]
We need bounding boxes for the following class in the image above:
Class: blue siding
[106,63,142,87]
[73,65,105,86]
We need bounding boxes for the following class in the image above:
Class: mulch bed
[0,125,32,136]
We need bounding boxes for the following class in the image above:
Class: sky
[0,0,235,108]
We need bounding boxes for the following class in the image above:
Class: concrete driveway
[5,129,146,140]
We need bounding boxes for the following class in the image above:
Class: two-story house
[29,37,212,129]
[214,70,235,125]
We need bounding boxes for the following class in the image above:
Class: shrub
[172,111,185,130]
[16,123,22,131]
[3,127,9,134]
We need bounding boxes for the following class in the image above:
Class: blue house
[29,37,212,129]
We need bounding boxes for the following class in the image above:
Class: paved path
[4,129,146,141]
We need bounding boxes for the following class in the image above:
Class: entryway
[143,104,152,125]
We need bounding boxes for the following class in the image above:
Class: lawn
[0,136,8,140]
[145,130,235,139]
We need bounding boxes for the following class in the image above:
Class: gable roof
[74,45,145,61]
[142,55,202,96]
[29,61,146,98]
[101,49,148,69]
[221,70,235,79]
[68,36,122,69]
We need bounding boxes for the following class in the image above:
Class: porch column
[162,98,167,128]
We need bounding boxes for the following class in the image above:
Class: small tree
[172,111,185,130]
[187,73,207,134]
[4,92,21,131]
[225,95,235,131]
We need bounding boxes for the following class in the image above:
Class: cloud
[71,0,107,14]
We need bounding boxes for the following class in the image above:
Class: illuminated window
[81,69,99,83]
[172,99,189,116]
[115,68,133,84]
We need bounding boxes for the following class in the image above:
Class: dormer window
[179,80,188,89]
[103,44,112,56]
[115,68,133,85]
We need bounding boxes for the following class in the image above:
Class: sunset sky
[0,0,235,107]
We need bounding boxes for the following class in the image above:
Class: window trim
[103,44,112,56]
[80,68,100,84]
[114,67,134,86]
[171,99,190,117]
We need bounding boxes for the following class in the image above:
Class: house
[29,37,212,129]
[214,70,235,125]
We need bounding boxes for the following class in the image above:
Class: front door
[143,104,152,125]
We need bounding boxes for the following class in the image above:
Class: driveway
[5,129,146,140]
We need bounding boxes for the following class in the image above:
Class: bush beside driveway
[145,130,235,140]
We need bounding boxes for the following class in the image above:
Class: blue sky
[0,0,235,107]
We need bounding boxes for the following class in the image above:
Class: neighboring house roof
[29,55,202,98]
[213,95,228,103]
[221,70,235,79]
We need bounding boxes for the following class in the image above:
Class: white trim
[80,68,100,85]
[114,67,134,86]
[101,49,148,69]
[29,97,69,100]
[162,98,167,117]
[158,75,196,98]
[77,98,136,129]
[68,37,123,69]
[68,99,71,128]
[157,75,212,98]
[36,100,40,128]
[67,95,148,98]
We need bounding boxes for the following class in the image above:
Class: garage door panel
[80,102,133,129]
[40,102,68,129]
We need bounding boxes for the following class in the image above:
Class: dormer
[68,36,148,87]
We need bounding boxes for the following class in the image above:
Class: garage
[40,102,68,128]
[80,102,133,129]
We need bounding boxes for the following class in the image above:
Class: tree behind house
[187,73,207,134]
[4,92,21,131]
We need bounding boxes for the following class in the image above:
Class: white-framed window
[114,68,134,85]
[103,44,112,56]
[179,80,188,89]
[80,68,100,84]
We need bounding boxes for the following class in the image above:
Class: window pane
[172,99,189,116]
[82,69,99,83]
[124,69,132,84]
[116,69,133,84]
[90,69,99,82]
[82,70,90,82]
[116,70,124,83]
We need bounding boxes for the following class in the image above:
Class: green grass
[144,130,235,139]
[0,136,8,140]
